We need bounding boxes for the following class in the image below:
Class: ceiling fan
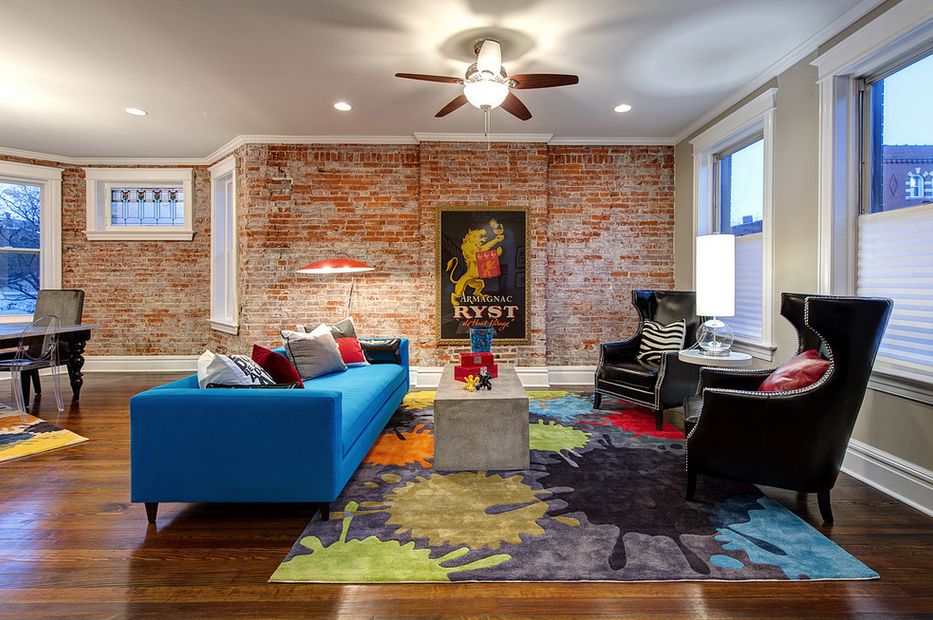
[395,39,579,123]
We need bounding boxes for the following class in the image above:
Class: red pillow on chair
[758,350,830,392]
[251,344,303,386]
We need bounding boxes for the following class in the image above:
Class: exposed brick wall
[210,144,424,361]
[0,154,211,355]
[213,142,673,367]
[418,142,549,366]
[546,146,675,365]
[0,142,674,366]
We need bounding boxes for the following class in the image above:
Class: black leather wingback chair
[594,290,703,430]
[684,293,892,523]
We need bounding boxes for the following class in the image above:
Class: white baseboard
[548,365,596,387]
[842,439,933,518]
[85,355,199,372]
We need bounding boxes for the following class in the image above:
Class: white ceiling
[0,0,870,158]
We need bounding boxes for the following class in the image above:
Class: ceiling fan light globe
[463,80,509,109]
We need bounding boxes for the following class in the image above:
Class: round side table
[678,349,752,367]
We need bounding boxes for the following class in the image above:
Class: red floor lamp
[297,255,375,317]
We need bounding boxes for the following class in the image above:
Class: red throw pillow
[758,350,830,392]
[334,337,368,366]
[251,344,303,386]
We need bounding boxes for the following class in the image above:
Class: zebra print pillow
[637,319,686,363]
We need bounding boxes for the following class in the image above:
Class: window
[109,187,185,227]
[691,88,775,359]
[85,168,193,240]
[856,49,933,386]
[0,182,40,314]
[862,51,933,213]
[208,156,238,334]
[0,161,62,321]
[813,1,933,403]
[714,138,765,343]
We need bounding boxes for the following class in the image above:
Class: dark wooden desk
[0,322,100,401]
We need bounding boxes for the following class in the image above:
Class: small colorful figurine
[463,374,479,392]
[477,367,493,390]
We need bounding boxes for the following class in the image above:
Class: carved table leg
[65,338,87,401]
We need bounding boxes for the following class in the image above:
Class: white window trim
[208,156,238,334]
[85,167,194,241]
[0,160,62,324]
[691,88,777,361]
[813,0,933,404]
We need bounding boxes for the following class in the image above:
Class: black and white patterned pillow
[637,319,686,363]
[197,350,276,388]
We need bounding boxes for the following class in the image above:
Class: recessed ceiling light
[614,103,632,113]
[334,101,352,111]
[124,107,147,116]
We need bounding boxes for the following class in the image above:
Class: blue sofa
[130,339,409,524]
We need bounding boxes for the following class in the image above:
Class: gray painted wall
[672,2,933,472]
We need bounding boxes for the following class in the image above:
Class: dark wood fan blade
[501,92,532,121]
[510,73,579,89]
[435,94,468,117]
[395,73,462,84]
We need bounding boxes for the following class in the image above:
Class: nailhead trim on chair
[685,296,843,472]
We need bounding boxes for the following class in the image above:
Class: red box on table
[459,352,494,366]
[454,364,498,382]
[453,352,498,382]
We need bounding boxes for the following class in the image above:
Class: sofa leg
[593,393,602,409]
[145,502,158,524]
[817,489,834,524]
[319,502,330,522]
[655,408,664,431]
[686,470,697,501]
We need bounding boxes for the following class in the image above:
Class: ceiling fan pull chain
[485,107,491,150]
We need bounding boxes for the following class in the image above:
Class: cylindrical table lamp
[695,234,735,356]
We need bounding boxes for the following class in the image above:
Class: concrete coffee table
[433,364,530,471]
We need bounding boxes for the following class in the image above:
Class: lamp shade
[695,234,735,317]
[296,258,375,274]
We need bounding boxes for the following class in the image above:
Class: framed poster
[436,205,529,344]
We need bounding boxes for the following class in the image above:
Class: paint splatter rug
[0,411,87,463]
[271,391,877,583]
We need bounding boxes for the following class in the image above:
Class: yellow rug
[0,410,87,463]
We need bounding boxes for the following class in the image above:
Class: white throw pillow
[197,350,275,388]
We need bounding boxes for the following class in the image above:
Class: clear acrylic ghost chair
[0,315,64,417]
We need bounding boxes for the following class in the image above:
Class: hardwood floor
[1,373,931,618]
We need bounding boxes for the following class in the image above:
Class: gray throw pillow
[329,317,357,339]
[284,330,347,380]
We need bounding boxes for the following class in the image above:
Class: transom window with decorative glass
[110,187,185,227]
[85,168,193,241]
[857,48,933,384]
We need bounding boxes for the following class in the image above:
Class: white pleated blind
[857,202,933,381]
[725,232,763,341]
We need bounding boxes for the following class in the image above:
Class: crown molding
[671,0,887,144]
[413,132,553,143]
[0,145,207,167]
[1,133,675,167]
[548,136,675,146]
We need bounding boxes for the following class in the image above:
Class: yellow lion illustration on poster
[445,220,505,306]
